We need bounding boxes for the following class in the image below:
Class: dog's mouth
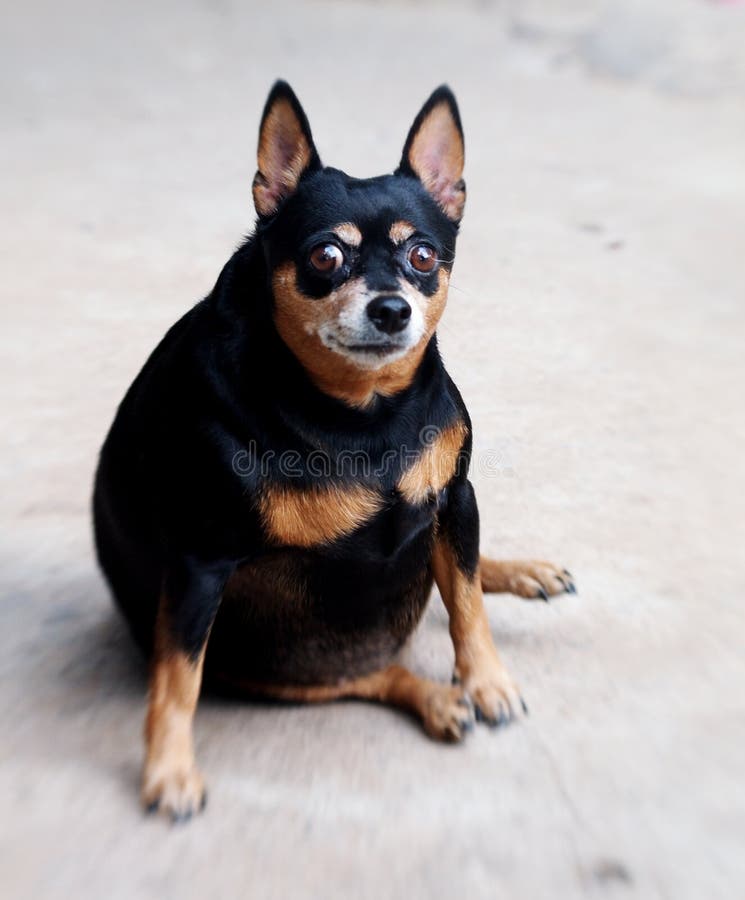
[317,314,423,370]
[342,341,405,355]
[327,335,411,358]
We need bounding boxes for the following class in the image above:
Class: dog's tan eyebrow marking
[389,221,416,245]
[332,223,362,247]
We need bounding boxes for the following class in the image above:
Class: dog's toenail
[171,810,193,825]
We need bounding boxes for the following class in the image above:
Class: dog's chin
[321,333,416,370]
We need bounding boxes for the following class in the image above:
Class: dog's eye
[407,244,437,273]
[309,243,344,274]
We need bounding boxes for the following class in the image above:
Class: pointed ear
[397,86,465,223]
[252,81,321,218]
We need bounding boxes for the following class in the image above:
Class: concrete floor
[2,1,744,897]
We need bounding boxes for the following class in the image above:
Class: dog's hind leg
[250,666,475,743]
[479,557,576,601]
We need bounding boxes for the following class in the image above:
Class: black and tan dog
[93,81,574,821]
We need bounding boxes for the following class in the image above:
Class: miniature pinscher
[93,81,574,821]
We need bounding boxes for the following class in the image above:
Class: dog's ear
[253,81,321,218]
[397,86,465,223]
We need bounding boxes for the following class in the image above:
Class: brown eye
[408,243,437,273]
[309,243,344,273]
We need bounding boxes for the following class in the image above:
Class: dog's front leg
[141,557,232,821]
[432,479,526,725]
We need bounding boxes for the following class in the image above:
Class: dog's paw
[504,561,576,602]
[142,763,207,823]
[422,683,475,742]
[459,661,527,727]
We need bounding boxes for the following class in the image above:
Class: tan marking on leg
[332,222,362,247]
[432,541,524,724]
[141,614,207,820]
[480,557,575,599]
[259,482,384,547]
[240,665,473,742]
[397,421,467,505]
[388,220,416,245]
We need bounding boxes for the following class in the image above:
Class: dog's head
[253,81,465,405]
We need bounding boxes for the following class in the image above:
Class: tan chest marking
[259,482,384,548]
[397,421,468,505]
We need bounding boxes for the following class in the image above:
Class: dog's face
[252,82,466,405]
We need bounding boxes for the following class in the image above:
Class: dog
[93,81,575,822]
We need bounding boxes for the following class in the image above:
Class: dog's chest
[211,422,467,686]
[216,487,438,685]
[255,418,467,551]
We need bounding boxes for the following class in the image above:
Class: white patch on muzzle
[317,283,426,370]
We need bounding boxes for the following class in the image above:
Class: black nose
[366,296,412,335]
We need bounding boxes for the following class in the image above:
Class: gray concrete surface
[2,1,745,897]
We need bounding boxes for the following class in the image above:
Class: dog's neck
[286,339,434,409]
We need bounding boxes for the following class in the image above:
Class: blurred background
[2,1,744,898]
